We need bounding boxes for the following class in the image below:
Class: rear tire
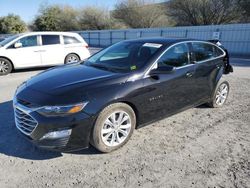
[0,58,12,76]
[208,80,230,108]
[91,103,136,153]
[64,53,80,64]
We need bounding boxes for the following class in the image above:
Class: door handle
[34,50,46,52]
[191,60,196,64]
[186,72,193,77]
[216,65,221,69]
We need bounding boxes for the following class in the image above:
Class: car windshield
[84,41,163,73]
[0,35,20,47]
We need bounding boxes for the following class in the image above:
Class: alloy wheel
[101,111,132,147]
[215,83,228,106]
[0,60,9,73]
[67,55,78,63]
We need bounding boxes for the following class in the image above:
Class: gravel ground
[0,56,249,188]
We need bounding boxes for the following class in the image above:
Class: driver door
[138,43,196,124]
[5,35,42,68]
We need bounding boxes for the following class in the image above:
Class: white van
[0,32,91,75]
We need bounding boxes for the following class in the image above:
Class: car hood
[26,63,123,96]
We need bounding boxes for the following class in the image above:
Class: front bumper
[14,101,95,152]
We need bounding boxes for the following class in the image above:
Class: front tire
[0,58,12,76]
[91,103,136,153]
[208,80,230,108]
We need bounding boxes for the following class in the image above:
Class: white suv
[0,32,90,75]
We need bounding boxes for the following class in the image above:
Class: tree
[78,6,123,30]
[0,14,27,34]
[32,4,121,31]
[112,0,171,28]
[32,5,61,31]
[32,4,79,31]
[58,5,80,31]
[167,0,242,26]
[239,0,250,22]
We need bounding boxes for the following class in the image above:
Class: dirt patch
[0,68,249,188]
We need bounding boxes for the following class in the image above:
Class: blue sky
[0,0,164,23]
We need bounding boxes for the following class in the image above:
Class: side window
[158,43,189,67]
[192,42,219,61]
[63,36,80,44]
[18,36,38,47]
[42,35,60,45]
[214,46,225,56]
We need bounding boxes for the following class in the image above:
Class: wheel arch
[210,66,224,99]
[64,53,80,64]
[0,56,14,69]
[119,100,140,128]
[215,66,224,85]
[90,99,141,130]
[208,79,230,108]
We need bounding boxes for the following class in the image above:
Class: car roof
[124,37,205,45]
[19,31,80,37]
[0,32,86,47]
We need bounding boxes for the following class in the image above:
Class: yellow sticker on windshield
[130,65,137,70]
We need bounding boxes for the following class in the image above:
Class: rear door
[191,42,225,102]
[138,43,196,123]
[40,35,64,65]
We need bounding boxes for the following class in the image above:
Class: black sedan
[13,38,233,152]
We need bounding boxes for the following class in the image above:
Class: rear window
[42,35,60,45]
[63,36,80,44]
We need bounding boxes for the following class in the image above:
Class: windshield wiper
[88,63,129,73]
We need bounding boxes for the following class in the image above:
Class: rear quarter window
[42,35,60,45]
[214,46,225,56]
[63,36,81,44]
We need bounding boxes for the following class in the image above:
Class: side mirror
[14,42,22,48]
[149,66,176,76]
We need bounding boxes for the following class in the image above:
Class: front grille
[14,107,38,135]
[17,98,32,107]
[17,98,38,108]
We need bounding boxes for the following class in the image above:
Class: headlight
[37,102,88,117]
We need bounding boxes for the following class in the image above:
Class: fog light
[41,129,72,140]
